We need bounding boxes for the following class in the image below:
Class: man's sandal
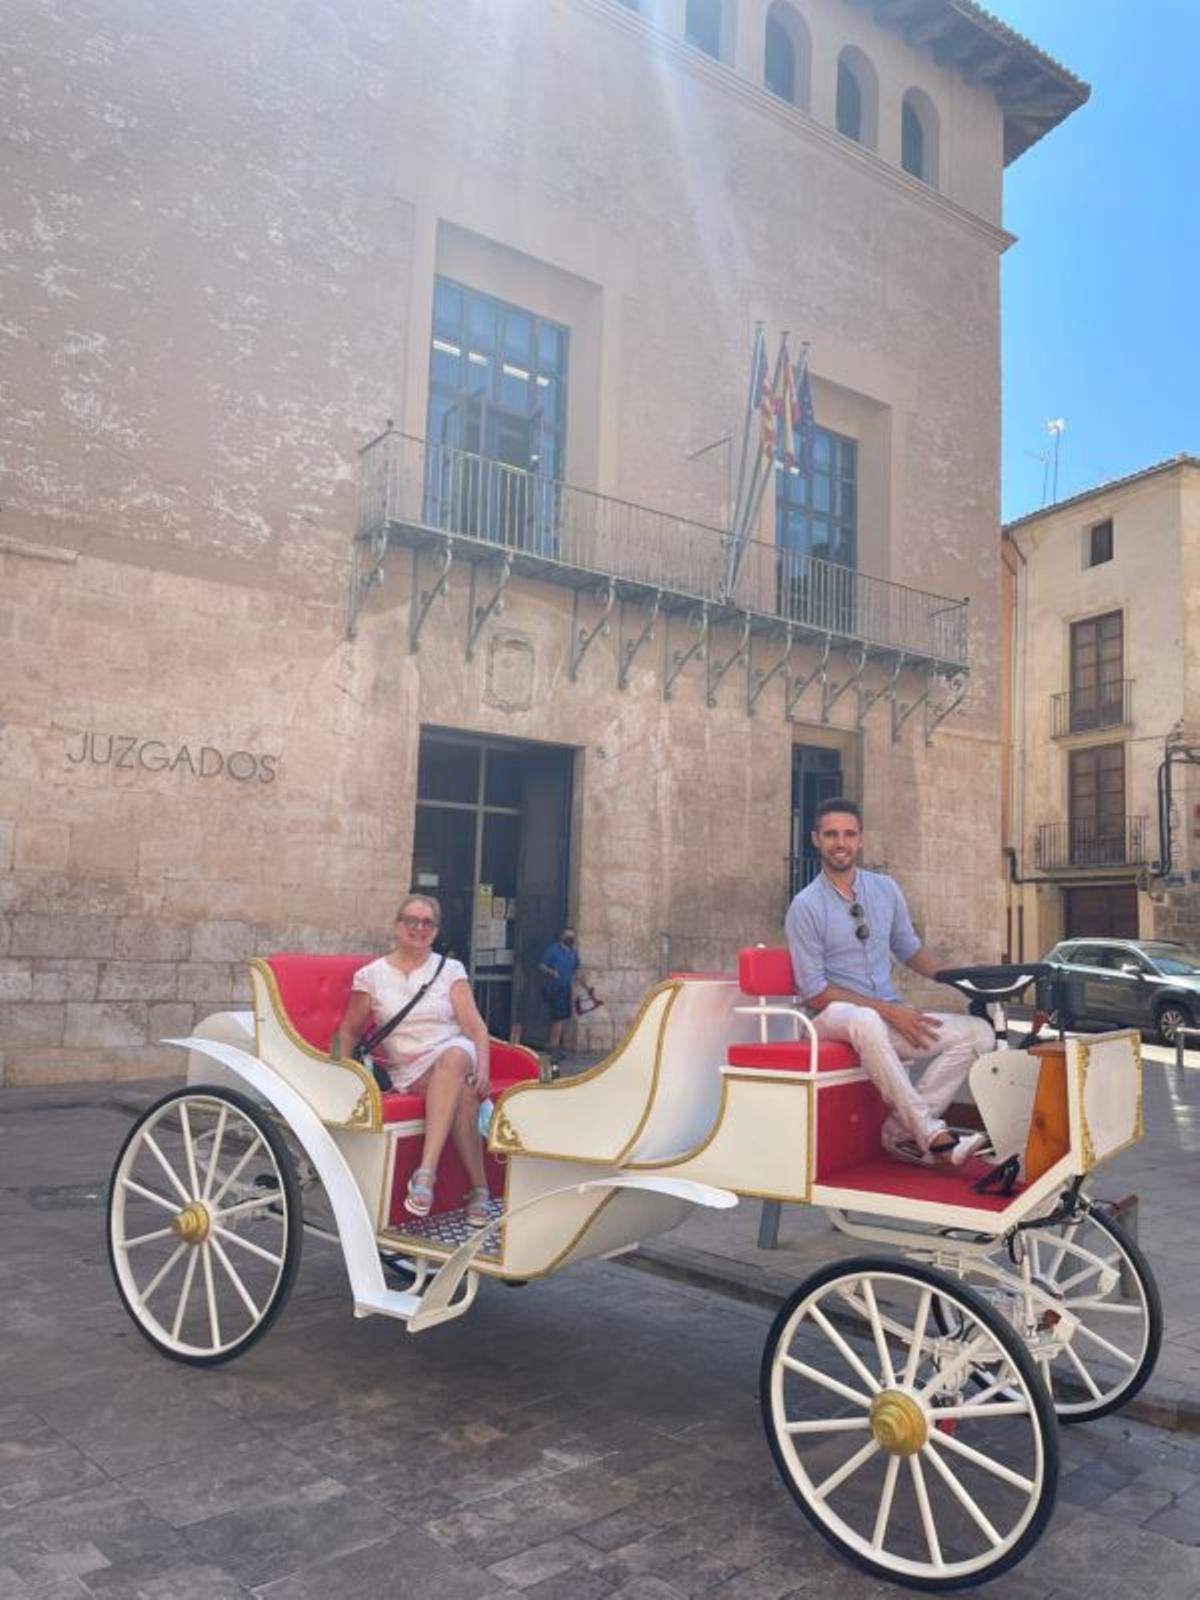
[464,1186,490,1229]
[404,1167,436,1218]
[889,1131,990,1170]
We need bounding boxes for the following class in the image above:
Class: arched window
[764,3,811,111]
[835,47,878,149]
[901,88,939,186]
[686,0,734,63]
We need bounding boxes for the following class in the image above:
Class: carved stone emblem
[485,633,535,712]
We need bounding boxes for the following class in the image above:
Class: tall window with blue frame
[775,429,857,633]
[426,278,569,556]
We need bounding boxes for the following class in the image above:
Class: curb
[623,1239,1200,1437]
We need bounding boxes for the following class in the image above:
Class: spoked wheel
[761,1258,1058,1592]
[107,1086,301,1365]
[942,1205,1162,1423]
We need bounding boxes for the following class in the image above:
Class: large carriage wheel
[944,1205,1162,1423]
[108,1086,301,1365]
[761,1258,1058,1592]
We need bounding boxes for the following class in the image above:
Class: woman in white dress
[330,895,491,1224]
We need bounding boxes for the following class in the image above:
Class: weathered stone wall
[0,0,1014,1081]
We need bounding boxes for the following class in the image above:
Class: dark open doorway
[411,730,573,1041]
[790,744,844,896]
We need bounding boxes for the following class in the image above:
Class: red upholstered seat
[738,946,798,997]
[266,953,376,1053]
[727,1039,860,1073]
[262,952,539,1092]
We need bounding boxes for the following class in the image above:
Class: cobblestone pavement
[3,1087,1200,1598]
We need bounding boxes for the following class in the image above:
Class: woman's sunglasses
[400,916,438,931]
[848,903,871,942]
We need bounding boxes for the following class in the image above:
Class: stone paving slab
[2,1073,1200,1597]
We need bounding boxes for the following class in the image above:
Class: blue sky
[990,0,1200,521]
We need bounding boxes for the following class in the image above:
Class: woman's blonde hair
[396,892,441,924]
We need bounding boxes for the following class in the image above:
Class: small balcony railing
[357,429,970,670]
[1034,816,1147,870]
[1050,681,1133,738]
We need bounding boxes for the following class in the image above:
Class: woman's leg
[414,1047,473,1176]
[449,1084,487,1188]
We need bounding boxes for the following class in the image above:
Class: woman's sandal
[404,1167,436,1218]
[464,1186,490,1229]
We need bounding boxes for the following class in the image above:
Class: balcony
[1050,681,1133,738]
[353,429,970,674]
[1034,816,1147,871]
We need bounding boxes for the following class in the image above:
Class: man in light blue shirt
[785,797,992,1162]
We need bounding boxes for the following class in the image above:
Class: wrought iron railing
[1050,680,1133,738]
[358,430,970,668]
[1035,816,1147,870]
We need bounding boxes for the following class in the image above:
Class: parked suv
[1036,937,1200,1044]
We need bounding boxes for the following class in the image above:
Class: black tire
[1155,1000,1193,1047]
[108,1085,302,1366]
[761,1257,1058,1591]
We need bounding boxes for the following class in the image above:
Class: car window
[1098,949,1147,973]
[1142,944,1200,976]
[1070,945,1107,967]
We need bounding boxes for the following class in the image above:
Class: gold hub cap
[869,1390,928,1456]
[171,1201,211,1245]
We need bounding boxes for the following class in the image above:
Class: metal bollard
[757,1200,782,1250]
[1174,1025,1200,1069]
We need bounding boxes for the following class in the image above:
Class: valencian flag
[756,332,776,463]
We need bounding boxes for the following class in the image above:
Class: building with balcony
[1002,455,1200,955]
[1,0,1085,1081]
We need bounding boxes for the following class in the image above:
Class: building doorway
[1062,884,1139,939]
[790,745,844,896]
[411,730,573,1041]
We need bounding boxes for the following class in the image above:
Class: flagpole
[730,323,763,538]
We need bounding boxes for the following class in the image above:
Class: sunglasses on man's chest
[848,902,871,941]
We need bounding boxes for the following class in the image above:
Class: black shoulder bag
[352,953,448,1092]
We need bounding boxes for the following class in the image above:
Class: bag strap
[357,953,448,1058]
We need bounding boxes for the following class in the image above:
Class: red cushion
[266,953,377,1052]
[728,1039,860,1073]
[738,947,797,997]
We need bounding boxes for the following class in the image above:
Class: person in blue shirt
[538,926,586,1066]
[785,797,992,1164]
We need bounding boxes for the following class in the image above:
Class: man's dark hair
[812,796,862,828]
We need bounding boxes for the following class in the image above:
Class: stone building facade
[0,0,1085,1082]
[1002,455,1200,957]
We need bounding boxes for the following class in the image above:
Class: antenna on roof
[1045,418,1066,502]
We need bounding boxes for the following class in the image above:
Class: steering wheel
[934,963,1055,1003]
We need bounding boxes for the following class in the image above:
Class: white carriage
[107,946,1157,1591]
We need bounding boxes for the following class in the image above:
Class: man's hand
[882,1003,943,1050]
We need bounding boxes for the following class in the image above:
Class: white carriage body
[170,956,1144,1323]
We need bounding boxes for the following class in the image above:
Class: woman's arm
[329,990,373,1060]
[450,979,491,1096]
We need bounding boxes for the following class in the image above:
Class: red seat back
[262,954,542,1087]
[265,953,378,1052]
[738,946,797,997]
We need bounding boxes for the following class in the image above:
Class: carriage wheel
[761,1258,1058,1592]
[942,1205,1162,1423]
[108,1086,301,1366]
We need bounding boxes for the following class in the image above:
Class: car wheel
[1156,1002,1193,1046]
